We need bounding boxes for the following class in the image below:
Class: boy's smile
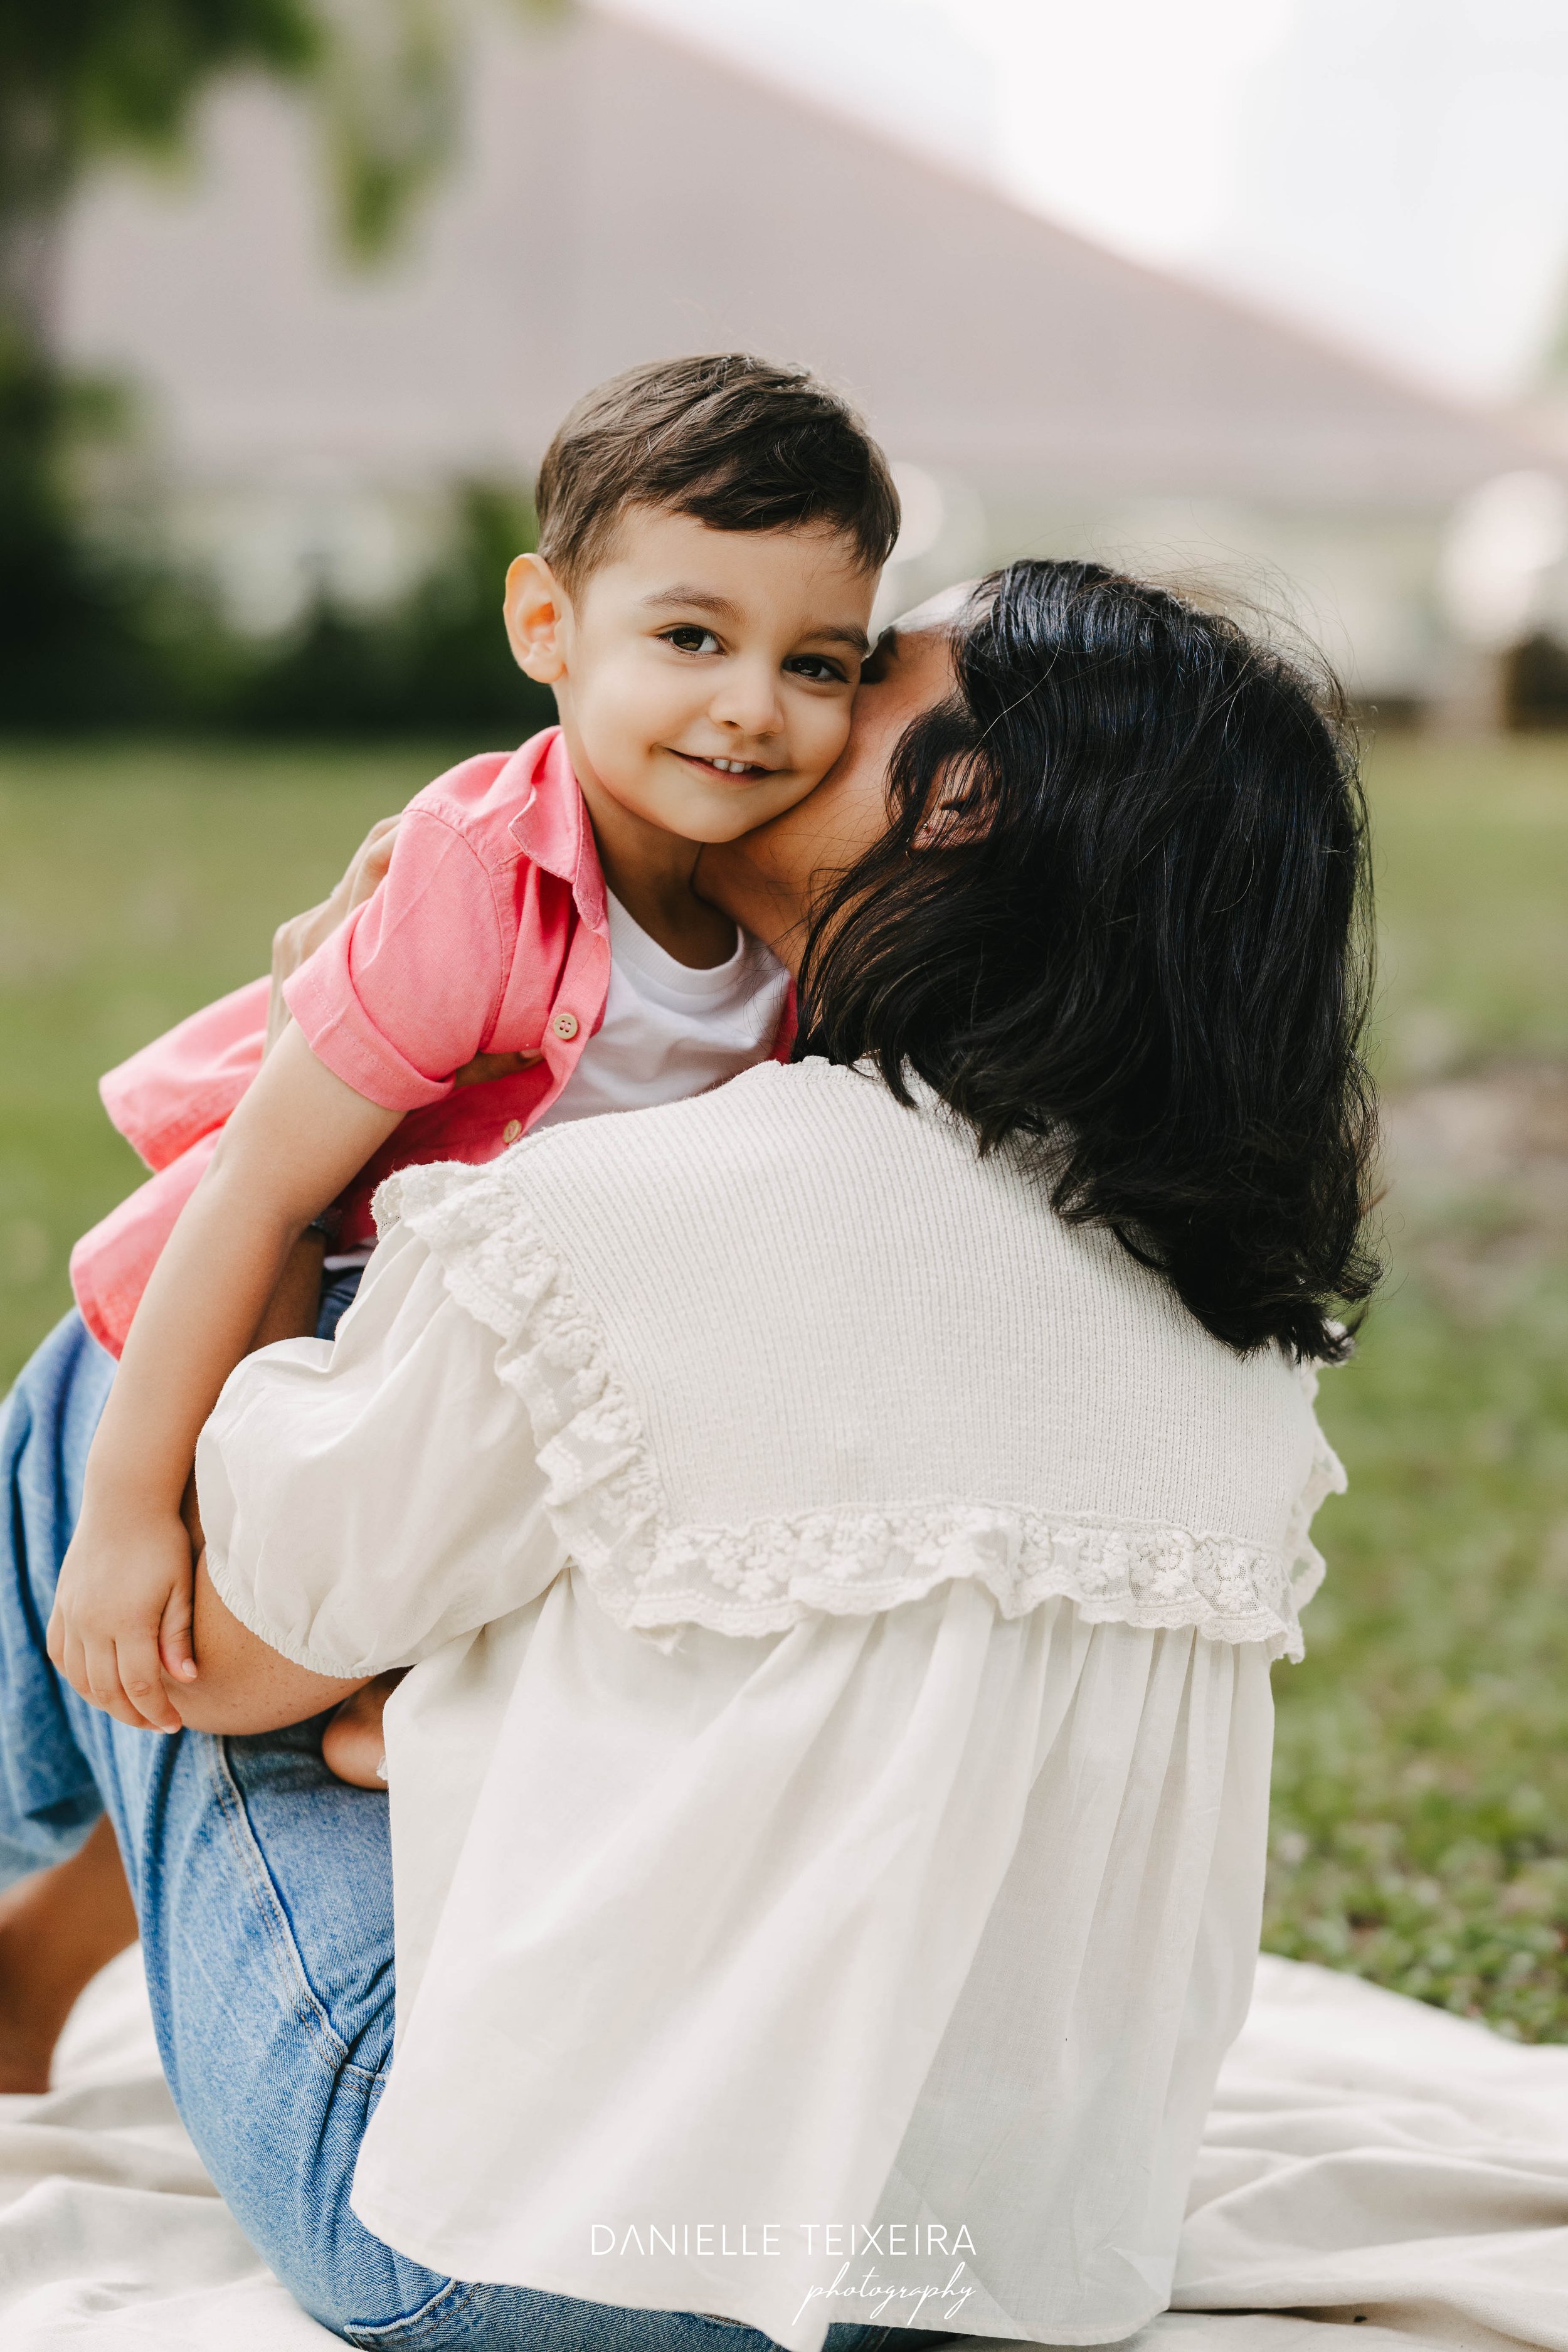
[671,752,778,779]
[506,508,877,842]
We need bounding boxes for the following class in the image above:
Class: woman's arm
[188,1217,563,1697]
[171,1554,366,1735]
[49,1025,403,1734]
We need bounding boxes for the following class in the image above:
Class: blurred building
[57,2,1560,716]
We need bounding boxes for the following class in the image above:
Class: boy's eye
[784,653,850,684]
[661,625,721,655]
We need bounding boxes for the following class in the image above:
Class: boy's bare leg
[0,1818,138,2092]
[320,1671,407,1789]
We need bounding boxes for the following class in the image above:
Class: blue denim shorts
[0,1300,939,2352]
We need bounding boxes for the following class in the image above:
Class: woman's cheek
[776,741,892,876]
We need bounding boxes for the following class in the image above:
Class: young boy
[50,354,899,1778]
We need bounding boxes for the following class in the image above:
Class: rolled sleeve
[283,808,508,1111]
[98,975,270,1170]
[196,1220,563,1678]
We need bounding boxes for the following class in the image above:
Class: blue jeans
[0,1305,916,2352]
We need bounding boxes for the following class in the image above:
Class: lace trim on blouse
[375,1157,1343,1662]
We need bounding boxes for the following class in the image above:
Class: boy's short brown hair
[536,354,901,594]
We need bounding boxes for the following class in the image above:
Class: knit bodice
[374,1056,1340,1663]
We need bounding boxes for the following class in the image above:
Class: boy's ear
[504,553,570,683]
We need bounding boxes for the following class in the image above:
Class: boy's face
[504,509,877,845]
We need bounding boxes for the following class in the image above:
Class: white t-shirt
[322,899,788,1267]
[534,893,791,1130]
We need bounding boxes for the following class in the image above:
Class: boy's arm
[237,815,401,1345]
[267,814,400,1055]
[49,1024,403,1735]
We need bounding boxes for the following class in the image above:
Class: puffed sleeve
[196,1219,564,1678]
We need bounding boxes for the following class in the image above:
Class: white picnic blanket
[2,1948,1566,2351]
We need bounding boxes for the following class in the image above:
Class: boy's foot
[0,1816,138,2093]
[320,1671,407,1789]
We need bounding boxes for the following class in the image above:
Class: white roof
[58,6,1534,510]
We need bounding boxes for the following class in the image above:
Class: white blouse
[198,1059,1343,2352]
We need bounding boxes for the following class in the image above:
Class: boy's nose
[709,665,784,739]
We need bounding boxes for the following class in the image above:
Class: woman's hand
[267,815,401,1054]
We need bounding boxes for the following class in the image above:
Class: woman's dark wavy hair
[797,558,1380,1361]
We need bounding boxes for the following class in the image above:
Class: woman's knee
[327,2287,892,2352]
[0,1313,117,1883]
[4,1313,115,1598]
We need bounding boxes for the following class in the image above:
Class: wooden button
[551,1010,580,1041]
[503,1119,523,1143]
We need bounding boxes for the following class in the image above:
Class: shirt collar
[505,725,608,933]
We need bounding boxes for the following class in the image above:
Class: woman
[0,562,1377,2351]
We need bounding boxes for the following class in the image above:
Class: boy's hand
[48,1510,199,1734]
[58,1032,404,1740]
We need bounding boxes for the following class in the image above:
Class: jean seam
[206,1732,384,2089]
[341,2272,484,2345]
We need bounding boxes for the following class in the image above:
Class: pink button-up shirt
[70,728,795,1359]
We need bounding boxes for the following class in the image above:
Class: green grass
[4,730,1568,2035]
[1261,736,1568,2035]
[1267,1275,1568,2037]
[0,739,469,1382]
[1366,736,1568,1083]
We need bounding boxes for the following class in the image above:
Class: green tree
[0,0,516,349]
[0,0,561,722]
